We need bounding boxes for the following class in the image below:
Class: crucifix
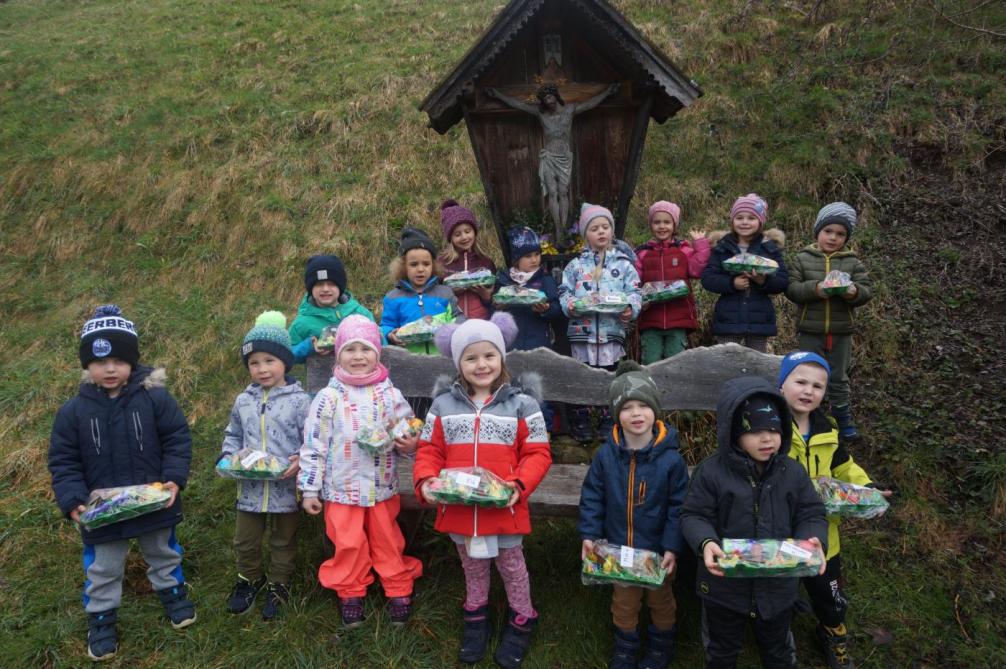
[484,81,620,246]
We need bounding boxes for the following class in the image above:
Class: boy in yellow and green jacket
[779,351,891,669]
[786,202,872,440]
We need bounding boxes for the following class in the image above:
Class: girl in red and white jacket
[414,313,552,669]
[634,200,710,362]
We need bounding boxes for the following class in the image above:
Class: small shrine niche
[420,0,702,262]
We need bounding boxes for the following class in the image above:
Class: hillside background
[1,0,1003,667]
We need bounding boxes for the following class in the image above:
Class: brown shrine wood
[306,344,781,516]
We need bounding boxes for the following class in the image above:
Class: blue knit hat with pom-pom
[79,304,140,369]
[241,311,294,371]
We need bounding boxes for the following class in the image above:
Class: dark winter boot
[570,406,594,443]
[86,609,118,661]
[609,627,640,669]
[227,574,266,615]
[830,405,860,441]
[387,596,413,626]
[157,583,196,629]
[458,605,490,664]
[340,597,365,628]
[494,608,538,669]
[261,582,290,621]
[638,624,677,669]
[817,623,855,669]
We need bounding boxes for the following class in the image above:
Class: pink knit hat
[334,314,382,357]
[578,202,614,237]
[440,198,479,239]
[729,193,768,227]
[647,200,681,227]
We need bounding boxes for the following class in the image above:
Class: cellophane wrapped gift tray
[722,253,779,275]
[719,538,824,578]
[315,325,338,351]
[493,285,548,306]
[820,270,853,296]
[216,448,288,480]
[814,476,889,519]
[581,540,667,589]
[573,292,632,314]
[444,268,496,289]
[641,280,689,303]
[426,466,511,508]
[396,315,441,345]
[80,483,173,531]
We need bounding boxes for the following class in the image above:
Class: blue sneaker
[831,405,860,441]
[157,584,196,629]
[86,609,118,661]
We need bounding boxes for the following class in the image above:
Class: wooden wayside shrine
[419,0,702,261]
[307,344,781,517]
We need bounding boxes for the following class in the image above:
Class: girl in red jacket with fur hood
[414,313,551,669]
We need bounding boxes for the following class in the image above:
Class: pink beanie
[440,198,479,239]
[334,314,382,357]
[647,200,681,227]
[729,193,768,227]
[578,202,614,237]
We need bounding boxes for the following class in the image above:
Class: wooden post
[613,92,653,237]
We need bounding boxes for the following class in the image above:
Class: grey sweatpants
[82,527,185,613]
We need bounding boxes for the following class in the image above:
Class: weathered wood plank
[307,343,781,411]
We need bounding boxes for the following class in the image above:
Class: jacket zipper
[824,254,832,334]
[260,388,270,512]
[659,245,669,330]
[91,417,102,454]
[626,453,637,546]
[749,474,761,617]
[132,411,144,451]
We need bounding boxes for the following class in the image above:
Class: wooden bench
[307,343,781,517]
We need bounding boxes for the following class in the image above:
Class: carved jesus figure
[485,82,619,244]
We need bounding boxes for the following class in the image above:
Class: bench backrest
[307,342,781,409]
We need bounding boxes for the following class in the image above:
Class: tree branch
[928,0,1006,38]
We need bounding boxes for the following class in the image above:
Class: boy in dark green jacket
[289,255,379,364]
[786,203,873,440]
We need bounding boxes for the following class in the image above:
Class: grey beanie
[813,202,857,238]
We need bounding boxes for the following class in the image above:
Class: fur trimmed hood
[708,227,785,248]
[80,365,167,390]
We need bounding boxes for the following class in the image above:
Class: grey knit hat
[813,202,857,238]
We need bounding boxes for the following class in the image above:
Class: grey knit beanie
[813,202,857,238]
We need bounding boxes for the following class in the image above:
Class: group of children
[49,193,882,668]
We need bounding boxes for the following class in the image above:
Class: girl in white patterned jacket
[298,315,422,628]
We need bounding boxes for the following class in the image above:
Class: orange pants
[319,497,422,598]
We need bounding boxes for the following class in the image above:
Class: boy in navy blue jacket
[681,377,827,669]
[579,361,688,669]
[48,305,195,662]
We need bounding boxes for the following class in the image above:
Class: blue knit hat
[813,202,857,238]
[508,226,541,261]
[778,351,831,387]
[242,311,293,371]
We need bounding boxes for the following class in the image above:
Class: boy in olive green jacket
[786,202,873,440]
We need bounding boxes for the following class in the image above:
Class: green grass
[1,0,1005,666]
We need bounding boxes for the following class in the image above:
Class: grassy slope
[1,0,1004,666]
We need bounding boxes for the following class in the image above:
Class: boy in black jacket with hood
[681,377,827,669]
[48,305,195,662]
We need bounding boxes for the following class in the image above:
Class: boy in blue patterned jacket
[219,311,310,620]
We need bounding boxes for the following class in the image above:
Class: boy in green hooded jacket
[786,203,873,440]
[289,255,379,364]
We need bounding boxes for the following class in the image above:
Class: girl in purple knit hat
[438,199,497,320]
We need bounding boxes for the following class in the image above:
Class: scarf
[333,362,389,387]
[509,267,537,286]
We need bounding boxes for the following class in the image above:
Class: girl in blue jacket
[701,194,788,353]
